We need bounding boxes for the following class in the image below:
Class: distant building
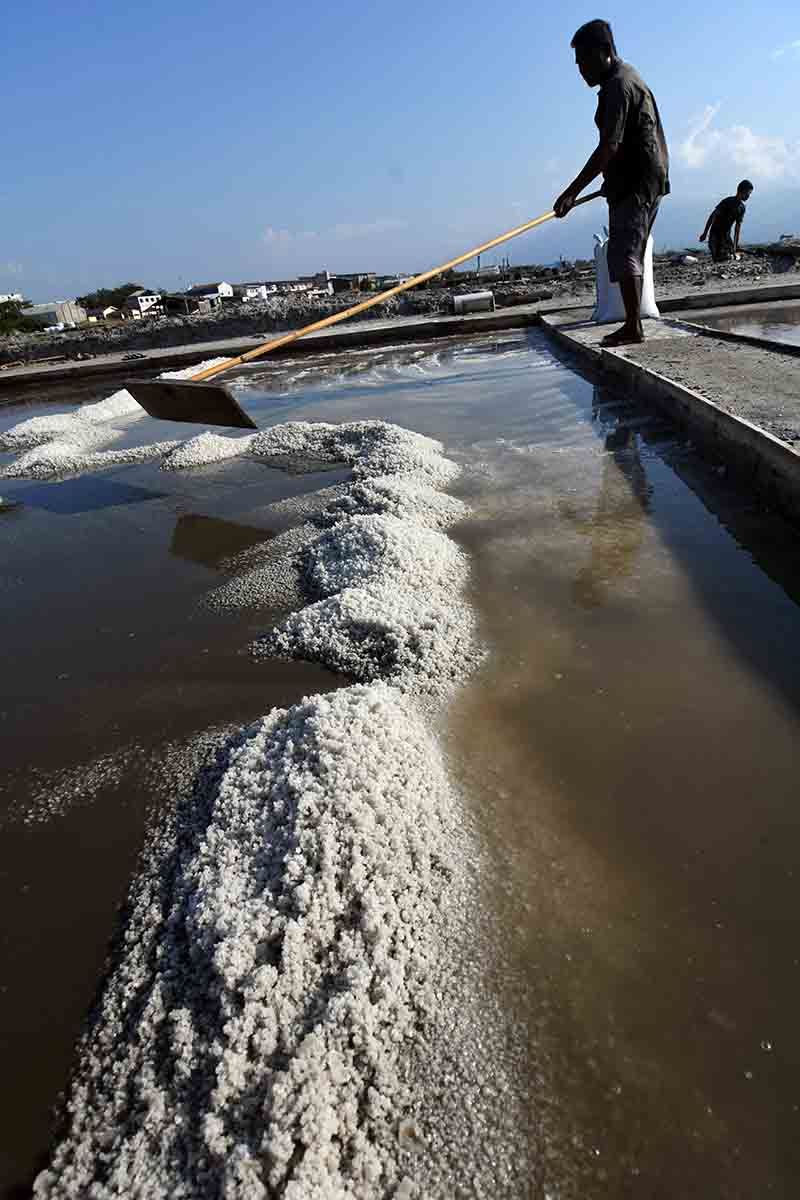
[163,293,214,316]
[268,279,314,294]
[0,292,24,305]
[86,305,123,323]
[122,289,164,319]
[296,271,334,296]
[163,293,191,315]
[23,300,87,328]
[232,282,278,302]
[331,272,377,294]
[185,282,235,302]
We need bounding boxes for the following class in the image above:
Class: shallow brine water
[695,301,800,347]
[1,329,799,1197]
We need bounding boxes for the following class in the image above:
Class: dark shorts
[708,229,734,263]
[607,196,661,282]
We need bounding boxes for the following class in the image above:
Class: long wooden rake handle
[190,191,603,383]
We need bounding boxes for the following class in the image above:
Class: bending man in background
[554,19,670,346]
[699,180,753,262]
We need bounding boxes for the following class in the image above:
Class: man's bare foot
[600,324,645,347]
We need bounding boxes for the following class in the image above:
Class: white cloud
[0,261,24,277]
[679,104,721,168]
[261,227,296,245]
[332,218,407,240]
[261,217,406,247]
[770,38,800,59]
[678,104,800,182]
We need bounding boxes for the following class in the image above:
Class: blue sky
[3,1,798,301]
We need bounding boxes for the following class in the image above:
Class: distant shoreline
[1,251,797,376]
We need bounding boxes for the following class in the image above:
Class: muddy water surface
[2,330,800,1197]
[244,331,800,1196]
[446,389,800,1198]
[0,451,346,1196]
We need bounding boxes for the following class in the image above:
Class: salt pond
[692,300,800,347]
[2,329,800,1196]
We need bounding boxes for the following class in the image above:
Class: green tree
[76,283,146,310]
[0,300,39,335]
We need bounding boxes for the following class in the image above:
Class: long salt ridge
[34,685,458,1200]
[33,417,483,1197]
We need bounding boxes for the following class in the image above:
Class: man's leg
[709,230,733,263]
[602,199,657,346]
[601,269,644,346]
[619,274,644,337]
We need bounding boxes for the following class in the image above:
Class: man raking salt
[554,19,670,346]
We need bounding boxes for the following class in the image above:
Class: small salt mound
[0,389,138,454]
[336,423,453,486]
[352,435,460,488]
[2,439,180,481]
[0,357,232,464]
[161,430,255,471]
[316,474,468,531]
[0,412,87,452]
[209,476,466,623]
[249,419,341,463]
[74,386,141,425]
[249,419,457,488]
[200,418,478,694]
[34,683,457,1199]
[257,583,475,697]
[302,513,466,599]
[75,358,232,425]
[254,481,353,532]
[206,524,312,612]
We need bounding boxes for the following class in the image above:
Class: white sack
[592,230,659,323]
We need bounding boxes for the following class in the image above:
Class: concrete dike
[539,303,800,523]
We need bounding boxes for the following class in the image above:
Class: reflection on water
[440,339,800,1198]
[696,301,800,347]
[170,513,275,569]
[10,476,165,514]
[568,388,651,609]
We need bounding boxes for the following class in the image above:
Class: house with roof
[266,279,314,295]
[87,305,123,323]
[23,300,87,328]
[330,272,377,294]
[232,282,278,303]
[185,282,234,303]
[122,289,164,319]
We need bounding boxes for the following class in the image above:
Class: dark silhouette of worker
[554,19,670,347]
[699,181,754,262]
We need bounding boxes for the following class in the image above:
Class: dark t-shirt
[710,196,746,236]
[595,60,670,204]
